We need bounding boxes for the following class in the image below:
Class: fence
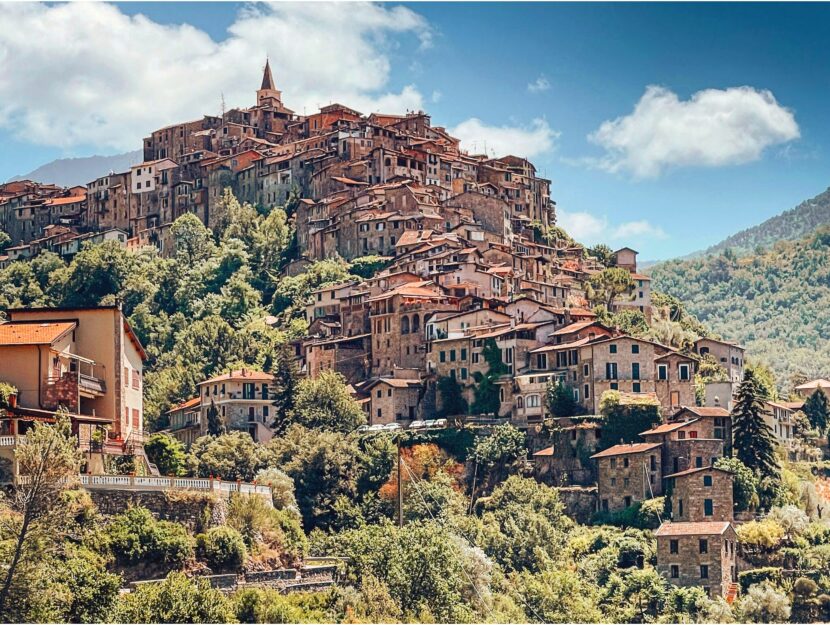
[76,474,273,498]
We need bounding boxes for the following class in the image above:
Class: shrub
[736,581,791,623]
[114,572,235,623]
[144,433,187,476]
[106,507,194,569]
[197,526,247,572]
[737,518,786,551]
[738,567,783,593]
[227,494,307,562]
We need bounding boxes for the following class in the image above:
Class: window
[583,363,589,377]
[624,496,632,507]
[632,363,640,380]
[678,499,684,517]
[623,457,630,468]
[263,406,269,418]
[670,540,679,554]
[610,344,617,354]
[376,390,382,398]
[703,475,713,487]
[699,539,708,554]
[517,396,524,409]
[132,408,140,428]
[606,363,618,380]
[401,316,410,334]
[132,370,140,390]
[584,384,590,399]
[658,364,668,381]
[610,458,617,469]
[700,565,709,579]
[527,395,541,408]
[461,348,468,361]
[440,351,446,363]
[632,344,639,354]
[610,477,617,486]
[670,565,679,579]
[602,499,609,511]
[377,408,382,419]
[695,456,703,468]
[650,455,657,471]
[124,367,129,387]
[704,499,714,516]
[633,382,641,393]
[610,382,619,390]
[679,364,691,381]
[450,350,456,362]
[461,368,468,381]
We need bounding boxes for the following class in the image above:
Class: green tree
[438,375,469,417]
[610,309,650,337]
[106,506,194,570]
[170,212,216,266]
[270,342,299,433]
[546,379,577,418]
[732,369,779,487]
[803,389,829,435]
[196,526,247,572]
[586,267,635,309]
[736,581,791,623]
[0,230,10,253]
[188,431,267,481]
[587,243,615,267]
[714,456,760,511]
[599,391,661,449]
[206,400,225,436]
[0,415,81,619]
[59,240,133,307]
[471,338,509,416]
[144,433,187,476]
[291,370,365,433]
[114,572,235,623]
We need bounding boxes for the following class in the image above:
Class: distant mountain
[699,186,830,257]
[9,150,143,187]
[651,227,830,388]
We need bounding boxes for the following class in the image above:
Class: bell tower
[257,58,282,106]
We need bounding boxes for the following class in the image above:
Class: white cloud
[527,75,550,94]
[588,85,800,178]
[0,2,431,151]
[449,118,557,158]
[558,209,666,246]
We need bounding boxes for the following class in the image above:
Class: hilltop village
[1,62,830,622]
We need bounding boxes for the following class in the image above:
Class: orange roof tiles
[590,442,661,459]
[0,321,76,346]
[167,397,201,413]
[199,369,274,385]
[676,406,730,418]
[44,195,85,206]
[655,521,732,537]
[640,419,700,436]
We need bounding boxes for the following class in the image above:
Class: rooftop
[655,521,732,537]
[199,369,274,385]
[0,320,77,346]
[590,442,661,459]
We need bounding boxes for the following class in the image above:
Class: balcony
[41,357,106,411]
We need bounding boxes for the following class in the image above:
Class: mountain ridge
[9,150,143,187]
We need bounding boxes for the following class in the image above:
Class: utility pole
[397,433,404,528]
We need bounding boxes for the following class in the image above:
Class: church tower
[257,58,282,107]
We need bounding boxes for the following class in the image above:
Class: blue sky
[1,2,828,259]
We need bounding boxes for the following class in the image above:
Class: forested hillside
[651,227,830,389]
[701,187,830,257]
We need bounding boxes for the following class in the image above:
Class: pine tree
[803,389,829,435]
[206,400,225,436]
[731,369,778,481]
[270,342,299,433]
[546,380,577,418]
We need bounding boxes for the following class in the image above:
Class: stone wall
[555,486,597,524]
[89,488,223,532]
[656,527,738,598]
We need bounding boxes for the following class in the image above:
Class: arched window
[411,314,420,334]
[401,316,410,334]
[517,396,524,409]
[527,395,540,408]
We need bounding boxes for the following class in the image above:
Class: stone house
[364,369,423,425]
[533,420,601,486]
[197,369,275,443]
[591,442,663,512]
[368,281,459,377]
[656,521,738,599]
[666,466,734,523]
[669,406,732,449]
[640,419,725,477]
[304,334,370,386]
[694,337,745,384]
[164,397,201,448]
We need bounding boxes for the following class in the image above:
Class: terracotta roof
[167,397,201,413]
[199,369,274,385]
[590,442,661,459]
[367,377,422,389]
[533,447,555,457]
[676,406,730,418]
[44,195,85,206]
[640,419,700,436]
[551,321,601,336]
[796,379,830,391]
[664,466,732,479]
[529,336,592,353]
[0,321,76,345]
[655,521,732,537]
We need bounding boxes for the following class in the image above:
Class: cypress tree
[731,369,778,480]
[206,400,225,436]
[270,342,299,433]
[804,389,829,435]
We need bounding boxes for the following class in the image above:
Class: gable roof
[198,369,274,385]
[664,466,733,479]
[640,419,701,436]
[0,321,77,346]
[590,442,661,459]
[674,406,730,418]
[655,521,732,537]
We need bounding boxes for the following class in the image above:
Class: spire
[261,58,275,91]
